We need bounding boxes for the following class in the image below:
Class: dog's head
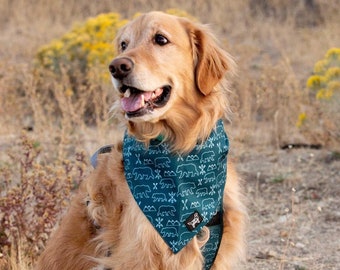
[110,11,234,152]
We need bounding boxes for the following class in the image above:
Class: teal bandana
[122,120,229,260]
[91,120,229,269]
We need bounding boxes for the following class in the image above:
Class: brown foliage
[0,134,88,267]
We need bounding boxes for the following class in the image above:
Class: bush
[299,48,340,147]
[33,13,129,127]
[0,133,88,267]
[306,48,340,99]
[36,12,128,84]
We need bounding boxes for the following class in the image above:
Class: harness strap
[90,145,113,168]
[206,211,222,227]
[203,211,223,269]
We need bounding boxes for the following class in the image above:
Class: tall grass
[0,0,339,268]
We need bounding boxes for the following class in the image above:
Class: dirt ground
[234,146,340,270]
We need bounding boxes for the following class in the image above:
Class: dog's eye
[120,41,127,51]
[154,34,169,46]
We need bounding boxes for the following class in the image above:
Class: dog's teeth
[152,93,156,99]
[155,88,163,95]
[141,94,145,106]
[124,89,131,98]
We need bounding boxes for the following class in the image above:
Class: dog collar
[122,119,229,257]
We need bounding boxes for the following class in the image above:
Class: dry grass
[0,0,339,269]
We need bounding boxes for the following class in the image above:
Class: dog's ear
[190,23,233,96]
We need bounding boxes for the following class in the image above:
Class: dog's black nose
[109,57,134,80]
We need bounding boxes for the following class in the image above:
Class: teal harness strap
[91,120,229,269]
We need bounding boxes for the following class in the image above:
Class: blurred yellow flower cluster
[165,8,196,21]
[36,13,128,83]
[306,47,340,99]
[296,112,307,128]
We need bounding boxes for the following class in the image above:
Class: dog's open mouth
[120,84,171,117]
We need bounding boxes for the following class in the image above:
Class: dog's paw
[85,194,104,230]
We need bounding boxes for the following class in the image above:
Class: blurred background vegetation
[0,0,339,268]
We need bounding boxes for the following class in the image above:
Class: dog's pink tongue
[121,95,142,112]
[121,91,153,112]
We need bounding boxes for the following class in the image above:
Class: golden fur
[36,11,246,270]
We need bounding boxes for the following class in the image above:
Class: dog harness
[91,120,229,269]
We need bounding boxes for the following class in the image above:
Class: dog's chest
[122,120,229,254]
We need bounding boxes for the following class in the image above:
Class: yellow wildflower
[65,88,73,97]
[313,59,328,74]
[36,12,126,77]
[325,47,340,61]
[324,67,340,82]
[327,81,340,92]
[296,112,307,128]
[306,75,325,90]
[316,88,333,100]
[165,9,197,21]
[132,12,142,19]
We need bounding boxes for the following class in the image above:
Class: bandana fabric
[122,120,229,257]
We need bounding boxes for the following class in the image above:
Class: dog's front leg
[211,163,246,270]
[35,181,99,270]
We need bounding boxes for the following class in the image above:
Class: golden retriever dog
[36,11,246,270]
